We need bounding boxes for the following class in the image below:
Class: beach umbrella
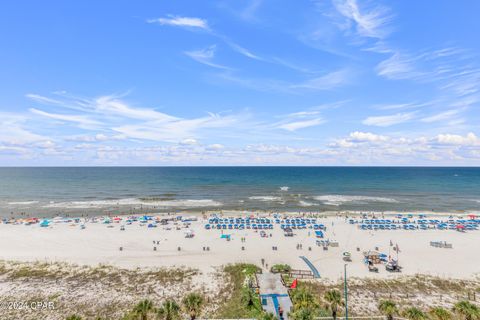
[456,225,465,230]
[468,214,477,219]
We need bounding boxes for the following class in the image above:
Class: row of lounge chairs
[430,241,453,248]
[280,224,324,230]
[205,223,274,230]
[208,217,320,225]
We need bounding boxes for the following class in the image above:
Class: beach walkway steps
[299,256,320,278]
[257,272,292,320]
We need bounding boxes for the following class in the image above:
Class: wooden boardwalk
[257,272,292,319]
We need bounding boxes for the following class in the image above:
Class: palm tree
[182,292,204,320]
[429,307,452,320]
[323,289,344,320]
[289,307,315,320]
[403,307,427,320]
[260,312,277,320]
[452,301,480,320]
[157,300,181,320]
[291,287,318,310]
[241,287,256,308]
[133,299,155,320]
[378,300,398,320]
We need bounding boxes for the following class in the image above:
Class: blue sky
[0,0,479,165]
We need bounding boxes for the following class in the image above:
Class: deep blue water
[0,167,479,216]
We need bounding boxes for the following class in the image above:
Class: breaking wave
[43,198,222,209]
[7,201,39,205]
[313,195,398,206]
[299,200,316,207]
[248,196,283,202]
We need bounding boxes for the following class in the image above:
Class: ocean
[0,167,479,217]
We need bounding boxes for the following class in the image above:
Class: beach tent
[315,230,324,238]
[40,220,50,227]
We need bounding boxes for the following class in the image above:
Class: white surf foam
[43,198,222,209]
[299,200,315,207]
[248,196,283,202]
[8,201,39,205]
[313,195,398,206]
[279,186,289,191]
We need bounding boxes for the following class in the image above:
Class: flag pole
[344,263,348,320]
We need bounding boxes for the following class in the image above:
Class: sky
[0,0,479,166]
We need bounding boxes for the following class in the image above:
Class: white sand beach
[1,212,479,280]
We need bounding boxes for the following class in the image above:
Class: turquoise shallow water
[0,167,479,216]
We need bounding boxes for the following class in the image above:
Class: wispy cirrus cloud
[277,118,325,131]
[0,112,48,146]
[332,0,393,39]
[26,93,244,143]
[223,39,263,61]
[184,45,231,70]
[215,68,352,93]
[147,14,263,62]
[375,53,422,80]
[146,15,209,30]
[363,112,416,127]
[421,109,465,123]
[290,68,352,91]
[29,108,101,129]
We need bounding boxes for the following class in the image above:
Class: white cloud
[26,93,244,143]
[180,138,198,145]
[36,140,56,149]
[326,131,480,164]
[332,0,393,39]
[225,40,263,60]
[95,96,177,122]
[146,15,208,30]
[349,131,388,142]
[421,109,464,123]
[29,108,100,128]
[26,94,64,105]
[207,144,224,150]
[278,118,325,131]
[363,112,415,127]
[440,68,480,97]
[0,113,48,146]
[184,45,230,69]
[436,133,479,146]
[291,69,350,90]
[376,53,420,80]
[0,145,28,154]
